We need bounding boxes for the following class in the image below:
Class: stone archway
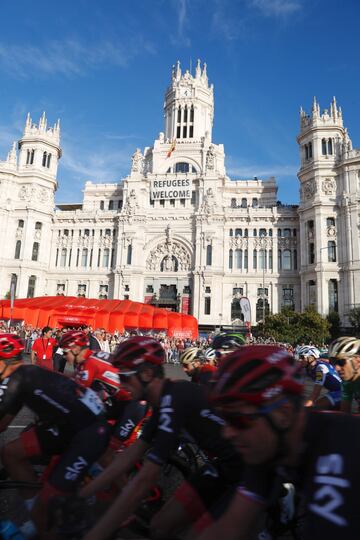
[146,240,191,272]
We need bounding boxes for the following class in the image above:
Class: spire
[311,96,318,118]
[39,111,47,131]
[54,118,61,133]
[171,64,176,80]
[26,112,31,128]
[175,60,181,81]
[6,141,17,165]
[201,62,208,83]
[332,96,338,119]
[195,59,201,79]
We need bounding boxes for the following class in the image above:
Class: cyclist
[59,330,149,451]
[211,332,245,362]
[80,336,243,540]
[180,347,217,385]
[328,336,360,413]
[0,334,110,537]
[198,344,360,540]
[298,345,342,409]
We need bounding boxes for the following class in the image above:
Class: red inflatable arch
[0,296,198,339]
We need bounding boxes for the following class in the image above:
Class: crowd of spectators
[0,322,213,371]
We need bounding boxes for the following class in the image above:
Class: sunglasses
[219,397,289,431]
[330,357,347,367]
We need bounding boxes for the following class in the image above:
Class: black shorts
[21,418,110,492]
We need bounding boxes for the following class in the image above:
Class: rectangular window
[68,249,72,267]
[31,242,39,261]
[111,248,115,267]
[309,243,315,264]
[97,249,101,267]
[109,200,114,210]
[206,245,212,266]
[118,199,123,210]
[191,191,196,205]
[205,286,211,293]
[76,249,80,267]
[35,222,42,230]
[127,245,132,265]
[204,297,211,315]
[328,241,336,262]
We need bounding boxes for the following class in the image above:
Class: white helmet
[328,336,360,359]
[203,347,216,361]
[297,345,320,359]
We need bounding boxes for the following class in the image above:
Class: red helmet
[0,333,25,361]
[112,336,165,370]
[211,345,303,407]
[59,330,89,351]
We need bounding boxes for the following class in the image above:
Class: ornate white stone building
[1,61,359,330]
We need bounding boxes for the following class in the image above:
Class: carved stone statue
[131,148,144,173]
[206,145,215,171]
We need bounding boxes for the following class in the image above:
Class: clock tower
[164,59,214,142]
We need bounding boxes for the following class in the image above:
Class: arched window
[18,219,24,228]
[160,255,178,272]
[269,249,273,270]
[328,139,333,155]
[103,248,110,267]
[278,249,282,270]
[175,162,190,173]
[42,152,47,167]
[206,245,212,266]
[229,249,233,270]
[259,228,266,237]
[322,138,327,155]
[127,244,132,265]
[231,198,237,208]
[327,217,335,227]
[47,153,51,168]
[14,240,21,259]
[282,249,292,270]
[293,249,297,270]
[235,228,242,237]
[235,249,242,269]
[328,241,336,262]
[304,144,309,160]
[309,142,313,158]
[277,229,282,237]
[253,229,257,237]
[105,229,111,236]
[283,228,291,237]
[183,106,188,123]
[308,280,316,305]
[252,198,258,208]
[241,198,247,208]
[253,249,257,270]
[190,105,194,122]
[231,300,244,322]
[244,229,248,237]
[35,222,42,230]
[60,248,67,267]
[32,242,39,261]
[81,248,88,267]
[177,106,181,122]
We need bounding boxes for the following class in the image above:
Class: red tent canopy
[0,296,198,339]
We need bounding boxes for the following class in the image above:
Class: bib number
[79,388,104,416]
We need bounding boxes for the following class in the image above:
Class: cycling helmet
[0,334,24,361]
[180,347,202,366]
[328,336,360,359]
[204,347,217,361]
[112,336,165,369]
[297,345,320,359]
[211,345,303,407]
[59,330,89,351]
[212,332,245,352]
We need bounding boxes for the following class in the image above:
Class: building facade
[0,61,359,329]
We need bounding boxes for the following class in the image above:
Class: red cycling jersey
[74,349,130,402]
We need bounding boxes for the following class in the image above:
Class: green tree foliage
[348,307,360,335]
[258,306,330,345]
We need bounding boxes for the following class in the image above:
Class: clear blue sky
[0,0,359,204]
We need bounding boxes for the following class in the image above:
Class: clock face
[180,87,190,98]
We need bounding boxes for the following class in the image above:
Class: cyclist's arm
[305,384,322,407]
[83,458,161,540]
[0,413,15,433]
[30,349,36,364]
[195,491,264,540]
[79,437,149,498]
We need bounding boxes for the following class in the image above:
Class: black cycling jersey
[239,410,360,539]
[141,379,240,470]
[0,364,105,431]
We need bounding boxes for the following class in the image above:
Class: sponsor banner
[150,178,192,200]
[181,296,190,314]
[239,297,251,323]
[172,329,193,339]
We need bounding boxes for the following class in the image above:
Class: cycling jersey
[342,379,360,405]
[310,361,342,392]
[191,364,217,386]
[239,411,360,539]
[0,364,110,493]
[74,349,148,444]
[140,379,243,522]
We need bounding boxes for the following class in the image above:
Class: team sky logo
[64,456,88,481]
[309,453,349,526]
